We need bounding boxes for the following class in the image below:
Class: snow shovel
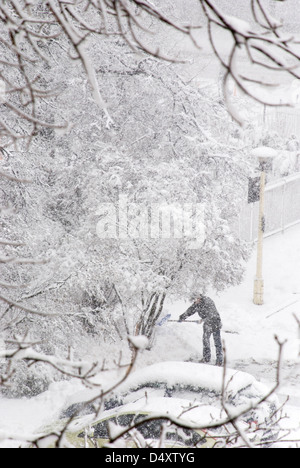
[157,313,238,334]
[168,319,203,324]
[157,313,202,326]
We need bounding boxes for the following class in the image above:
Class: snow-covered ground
[0,225,299,448]
[152,223,300,447]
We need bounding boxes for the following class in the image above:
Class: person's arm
[179,304,197,322]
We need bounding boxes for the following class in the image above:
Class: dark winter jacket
[179,296,222,331]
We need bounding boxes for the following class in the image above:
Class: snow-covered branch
[200,0,300,122]
[0,342,98,380]
[106,336,286,449]
[0,0,298,145]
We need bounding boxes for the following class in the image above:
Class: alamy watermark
[96,195,206,249]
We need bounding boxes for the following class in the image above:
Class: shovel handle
[168,320,202,324]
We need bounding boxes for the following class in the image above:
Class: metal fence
[259,107,300,139]
[237,172,300,242]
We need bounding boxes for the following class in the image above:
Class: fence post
[253,171,266,305]
[281,179,287,234]
[263,104,266,124]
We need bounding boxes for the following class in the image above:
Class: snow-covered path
[153,224,299,371]
[153,224,300,446]
[0,380,84,448]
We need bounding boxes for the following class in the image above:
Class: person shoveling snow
[179,294,223,367]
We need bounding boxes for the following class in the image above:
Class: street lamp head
[251,146,278,173]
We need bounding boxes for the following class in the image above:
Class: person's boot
[199,358,210,364]
[216,358,224,367]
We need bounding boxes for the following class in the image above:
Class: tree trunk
[137,293,166,345]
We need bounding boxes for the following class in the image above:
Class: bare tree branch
[0,0,297,143]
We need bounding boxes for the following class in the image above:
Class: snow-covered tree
[1,44,253,371]
[0,0,299,145]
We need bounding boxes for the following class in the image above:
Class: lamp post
[251,147,277,306]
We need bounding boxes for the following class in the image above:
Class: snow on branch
[0,341,98,379]
[106,337,288,449]
[0,0,298,141]
[200,0,300,123]
[0,330,297,448]
[0,0,194,145]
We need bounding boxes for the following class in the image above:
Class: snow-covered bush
[1,361,53,398]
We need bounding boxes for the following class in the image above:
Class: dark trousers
[203,323,223,364]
